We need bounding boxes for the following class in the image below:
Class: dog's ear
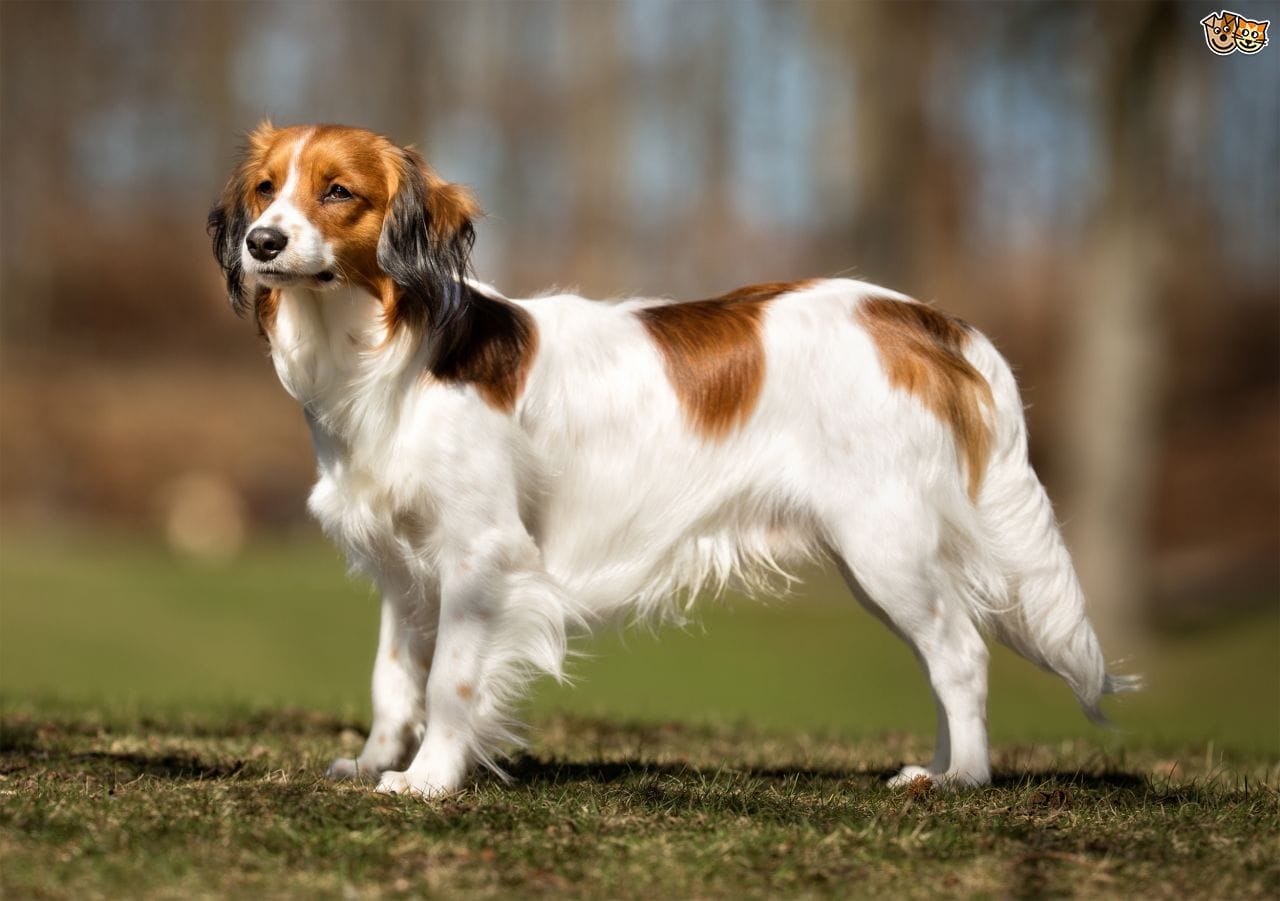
[207,184,251,316]
[207,122,276,316]
[377,147,479,352]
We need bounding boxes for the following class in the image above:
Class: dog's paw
[887,765,934,789]
[375,769,458,799]
[888,765,991,791]
[325,757,364,780]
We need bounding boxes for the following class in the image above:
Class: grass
[2,530,1279,896]
[1,708,1277,898]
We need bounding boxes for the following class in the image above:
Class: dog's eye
[256,180,274,199]
[324,184,353,202]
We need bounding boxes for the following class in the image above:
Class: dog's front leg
[327,579,437,780]
[375,532,515,798]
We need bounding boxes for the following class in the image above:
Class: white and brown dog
[209,123,1136,798]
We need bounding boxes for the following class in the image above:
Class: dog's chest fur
[268,286,448,576]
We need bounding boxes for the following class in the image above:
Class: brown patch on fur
[639,281,812,439]
[856,296,993,499]
[288,125,399,296]
[456,683,474,701]
[431,289,539,414]
[223,123,403,326]
[424,180,480,249]
[255,288,279,335]
[388,644,399,662]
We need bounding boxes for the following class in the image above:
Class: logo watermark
[1202,10,1269,54]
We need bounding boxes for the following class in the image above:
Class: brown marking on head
[639,281,813,440]
[423,181,480,259]
[210,123,393,317]
[288,126,399,294]
[456,682,474,701]
[212,125,537,413]
[243,124,399,297]
[388,644,399,662]
[856,296,993,498]
[209,122,480,345]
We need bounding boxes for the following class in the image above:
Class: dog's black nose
[246,226,288,262]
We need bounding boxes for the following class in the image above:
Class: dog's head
[207,122,478,335]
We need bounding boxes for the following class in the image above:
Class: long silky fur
[207,195,250,315]
[208,141,271,321]
[212,124,1137,798]
[377,148,477,364]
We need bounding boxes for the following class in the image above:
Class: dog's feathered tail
[957,334,1142,724]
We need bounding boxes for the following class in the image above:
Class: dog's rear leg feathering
[830,323,1139,789]
[964,333,1142,721]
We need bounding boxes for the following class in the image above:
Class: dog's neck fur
[268,283,427,451]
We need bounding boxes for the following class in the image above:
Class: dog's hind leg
[825,489,991,788]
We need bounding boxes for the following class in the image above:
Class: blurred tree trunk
[1060,2,1175,640]
[196,2,237,152]
[809,1,967,300]
[565,2,624,294]
[378,0,433,145]
[861,16,927,286]
[0,1,81,345]
[828,1,931,288]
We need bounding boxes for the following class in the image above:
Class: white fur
[255,264,1135,797]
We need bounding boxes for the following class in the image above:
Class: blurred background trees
[1,0,1276,628]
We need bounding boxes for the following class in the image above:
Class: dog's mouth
[253,268,337,286]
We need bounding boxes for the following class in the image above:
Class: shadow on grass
[0,720,41,755]
[502,754,1150,793]
[1,743,249,782]
[0,710,1182,796]
[5,738,1153,795]
[66,750,250,781]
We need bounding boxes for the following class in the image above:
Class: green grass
[2,532,1278,896]
[1,708,1277,898]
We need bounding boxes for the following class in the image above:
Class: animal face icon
[1202,12,1239,53]
[1234,16,1269,52]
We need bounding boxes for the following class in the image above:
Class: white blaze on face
[242,129,336,281]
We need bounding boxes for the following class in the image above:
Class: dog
[209,123,1137,797]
